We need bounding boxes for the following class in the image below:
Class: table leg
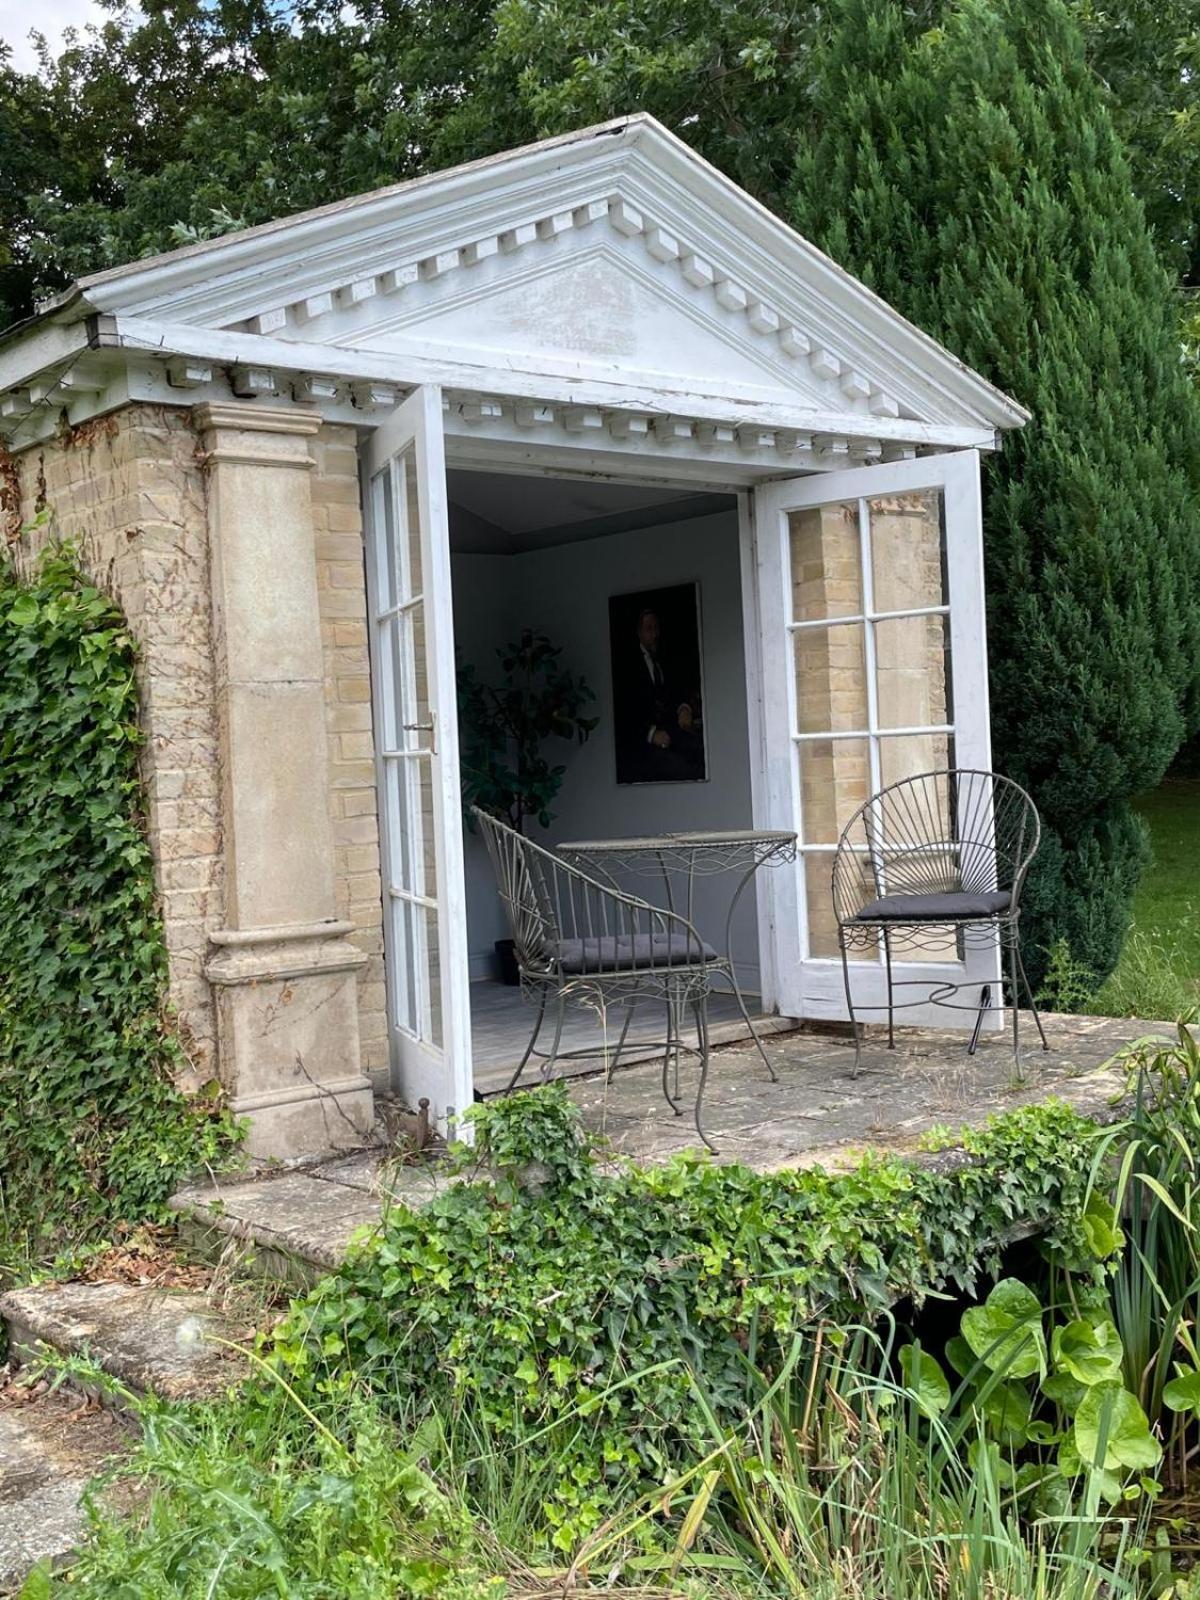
[724,860,777,1081]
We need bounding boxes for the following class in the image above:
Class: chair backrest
[831,769,1040,924]
[472,808,561,970]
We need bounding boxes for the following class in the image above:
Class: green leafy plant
[0,543,238,1267]
[269,1087,1107,1547]
[457,629,596,833]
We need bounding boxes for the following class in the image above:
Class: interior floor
[450,462,766,1089]
[470,978,795,1095]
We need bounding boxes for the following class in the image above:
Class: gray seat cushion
[555,931,718,974]
[854,889,1012,923]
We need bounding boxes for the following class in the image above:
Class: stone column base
[205,921,375,1161]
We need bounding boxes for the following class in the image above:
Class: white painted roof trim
[2,115,1028,440]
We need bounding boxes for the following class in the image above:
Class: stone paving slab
[0,1384,132,1593]
[169,1162,451,1272]
[170,1013,1168,1274]
[0,1282,248,1406]
[566,1011,1167,1169]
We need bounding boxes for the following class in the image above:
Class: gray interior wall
[452,508,760,988]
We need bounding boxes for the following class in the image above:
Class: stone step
[169,1153,451,1278]
[0,1282,250,1411]
[0,1381,133,1593]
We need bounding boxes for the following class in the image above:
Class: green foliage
[902,1280,1161,1517]
[1092,1025,1200,1485]
[0,544,236,1259]
[788,0,1200,987]
[35,1385,506,1599]
[457,629,596,833]
[270,1086,1103,1546]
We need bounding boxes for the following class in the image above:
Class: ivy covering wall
[0,544,236,1250]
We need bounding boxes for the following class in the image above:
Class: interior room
[448,466,769,1091]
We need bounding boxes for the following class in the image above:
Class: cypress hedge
[789,0,1200,985]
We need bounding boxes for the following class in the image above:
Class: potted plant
[458,629,597,983]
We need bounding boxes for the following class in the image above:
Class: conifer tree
[790,0,1200,982]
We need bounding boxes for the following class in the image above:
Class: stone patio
[169,1011,1170,1273]
[565,1010,1164,1169]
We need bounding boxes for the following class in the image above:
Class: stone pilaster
[196,403,374,1158]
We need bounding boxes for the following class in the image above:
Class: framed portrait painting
[608,581,707,785]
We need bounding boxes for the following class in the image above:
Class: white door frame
[363,407,998,1116]
[363,384,474,1126]
[748,449,1000,1027]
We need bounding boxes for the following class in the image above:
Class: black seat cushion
[853,889,1012,923]
[555,931,718,974]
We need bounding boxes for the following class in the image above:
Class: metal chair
[473,806,726,1149]
[832,769,1048,1075]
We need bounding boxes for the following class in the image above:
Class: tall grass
[570,1326,1146,1600]
[1092,1026,1200,1487]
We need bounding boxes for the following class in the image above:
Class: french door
[751,450,1002,1026]
[364,386,473,1123]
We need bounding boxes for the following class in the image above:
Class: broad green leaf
[1042,1370,1086,1411]
[1081,1191,1124,1258]
[1052,1318,1124,1387]
[944,1334,976,1379]
[1075,1383,1162,1472]
[979,1380,1032,1446]
[6,594,38,627]
[1163,1367,1200,1415]
[961,1279,1046,1378]
[898,1345,951,1416]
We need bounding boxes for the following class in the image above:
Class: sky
[1,0,115,71]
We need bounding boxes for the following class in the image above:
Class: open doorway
[447,466,775,1092]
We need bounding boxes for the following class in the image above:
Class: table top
[557,828,797,854]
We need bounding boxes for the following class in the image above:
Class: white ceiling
[446,468,735,554]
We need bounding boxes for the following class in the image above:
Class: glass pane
[869,489,947,614]
[805,854,875,960]
[421,905,443,1048]
[387,458,405,609]
[401,448,424,601]
[415,754,436,902]
[798,737,871,845]
[372,467,394,612]
[873,613,952,730]
[390,897,417,1035]
[877,731,953,795]
[384,758,412,891]
[789,501,862,621]
[794,623,868,733]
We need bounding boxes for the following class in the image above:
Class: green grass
[1127,779,1200,986]
[1087,777,1200,1019]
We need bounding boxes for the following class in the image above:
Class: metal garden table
[555,827,798,1077]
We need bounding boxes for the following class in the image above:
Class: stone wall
[7,407,223,1085]
[6,405,389,1096]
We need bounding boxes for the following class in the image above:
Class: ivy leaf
[898,1344,950,1417]
[1075,1383,1162,1472]
[1052,1318,1124,1387]
[6,594,38,626]
[961,1279,1046,1378]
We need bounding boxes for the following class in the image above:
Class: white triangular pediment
[46,116,1028,434]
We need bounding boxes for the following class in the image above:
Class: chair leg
[1015,941,1050,1051]
[691,995,716,1154]
[883,928,895,1050]
[1008,936,1023,1075]
[839,930,862,1079]
[604,998,638,1083]
[661,994,681,1116]
[506,988,547,1092]
[539,998,567,1083]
